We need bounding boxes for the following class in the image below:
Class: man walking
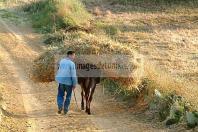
[55,51,77,115]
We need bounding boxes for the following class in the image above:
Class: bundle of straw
[32,32,144,89]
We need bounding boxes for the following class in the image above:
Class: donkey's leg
[87,79,96,115]
[84,78,90,113]
[85,90,90,113]
[81,87,85,110]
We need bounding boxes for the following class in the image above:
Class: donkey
[76,62,101,115]
[78,77,100,114]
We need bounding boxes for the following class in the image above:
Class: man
[55,51,77,115]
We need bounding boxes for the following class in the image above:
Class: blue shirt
[55,58,78,86]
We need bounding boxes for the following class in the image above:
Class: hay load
[32,51,56,82]
[32,32,144,89]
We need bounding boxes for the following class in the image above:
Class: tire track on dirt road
[0,18,48,131]
[0,42,42,131]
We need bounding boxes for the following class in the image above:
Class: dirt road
[0,14,168,131]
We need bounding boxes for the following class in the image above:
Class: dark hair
[67,50,75,56]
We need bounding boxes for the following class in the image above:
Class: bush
[24,0,91,33]
[187,111,198,128]
[102,25,119,37]
[44,31,66,45]
[56,0,91,30]
[149,90,190,126]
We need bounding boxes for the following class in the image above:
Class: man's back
[55,58,77,86]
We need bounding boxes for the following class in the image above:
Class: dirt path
[0,15,168,131]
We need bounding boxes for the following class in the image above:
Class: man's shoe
[63,111,68,115]
[57,108,62,114]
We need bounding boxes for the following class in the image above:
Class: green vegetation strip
[24,0,91,33]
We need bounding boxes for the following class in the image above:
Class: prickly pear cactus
[186,111,198,128]
[165,100,185,126]
[149,90,190,126]
[149,90,198,129]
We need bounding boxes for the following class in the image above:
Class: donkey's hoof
[86,109,91,115]
[81,107,84,110]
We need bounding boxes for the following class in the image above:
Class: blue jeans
[57,84,73,112]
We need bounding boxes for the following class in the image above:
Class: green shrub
[24,0,62,33]
[102,79,134,96]
[149,90,191,126]
[186,111,198,128]
[24,0,91,33]
[57,0,91,29]
[102,78,150,103]
[44,31,66,45]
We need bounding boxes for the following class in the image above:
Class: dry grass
[92,8,198,84]
[144,61,198,110]
[83,0,198,109]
